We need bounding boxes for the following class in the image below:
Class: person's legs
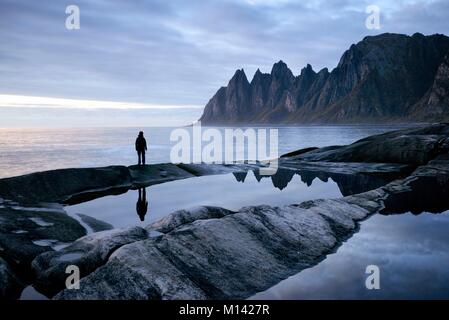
[137,151,142,165]
[142,151,146,165]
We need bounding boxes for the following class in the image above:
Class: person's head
[139,131,144,136]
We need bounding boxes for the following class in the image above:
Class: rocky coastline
[1,123,449,300]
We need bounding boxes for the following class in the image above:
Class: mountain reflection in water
[234,167,400,196]
[66,167,399,229]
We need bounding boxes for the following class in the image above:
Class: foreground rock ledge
[55,199,374,300]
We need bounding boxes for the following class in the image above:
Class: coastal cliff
[199,33,449,124]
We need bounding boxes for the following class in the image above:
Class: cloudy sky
[0,0,448,126]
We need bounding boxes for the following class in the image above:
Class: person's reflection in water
[136,188,148,221]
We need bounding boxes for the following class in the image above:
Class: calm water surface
[0,125,414,178]
[65,170,343,229]
[251,211,449,300]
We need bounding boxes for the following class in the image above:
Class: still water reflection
[65,169,340,228]
[65,168,395,229]
[136,188,148,222]
[252,173,449,300]
[251,211,449,300]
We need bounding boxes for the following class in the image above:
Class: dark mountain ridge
[199,33,449,124]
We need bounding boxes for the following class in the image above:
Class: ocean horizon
[0,124,415,178]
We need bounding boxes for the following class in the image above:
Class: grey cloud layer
[0,0,448,106]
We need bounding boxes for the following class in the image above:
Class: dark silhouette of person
[136,188,148,221]
[135,131,147,165]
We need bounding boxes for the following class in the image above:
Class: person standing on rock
[135,131,147,166]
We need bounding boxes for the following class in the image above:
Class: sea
[0,125,416,178]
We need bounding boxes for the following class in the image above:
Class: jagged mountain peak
[229,68,249,86]
[232,68,247,78]
[299,64,316,77]
[304,63,313,70]
[271,60,291,75]
[200,33,449,124]
[251,68,270,84]
[270,60,294,89]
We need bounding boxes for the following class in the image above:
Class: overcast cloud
[1,0,448,107]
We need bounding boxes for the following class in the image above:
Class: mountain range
[199,33,449,124]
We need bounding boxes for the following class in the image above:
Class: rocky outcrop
[77,214,114,233]
[55,199,373,300]
[32,227,148,296]
[128,164,195,187]
[0,164,199,205]
[380,154,449,215]
[147,206,234,234]
[0,166,133,204]
[294,123,449,165]
[199,33,449,124]
[57,238,209,300]
[0,207,86,270]
[0,162,260,206]
[176,162,261,177]
[0,257,24,300]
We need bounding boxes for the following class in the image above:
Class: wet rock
[295,124,449,165]
[147,206,235,234]
[380,155,449,215]
[344,188,387,212]
[77,214,114,232]
[0,166,132,204]
[0,257,24,300]
[0,207,86,270]
[382,175,449,214]
[292,198,374,235]
[0,164,206,206]
[63,187,129,206]
[280,147,319,158]
[129,164,195,187]
[32,226,147,297]
[55,239,208,300]
[279,159,412,176]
